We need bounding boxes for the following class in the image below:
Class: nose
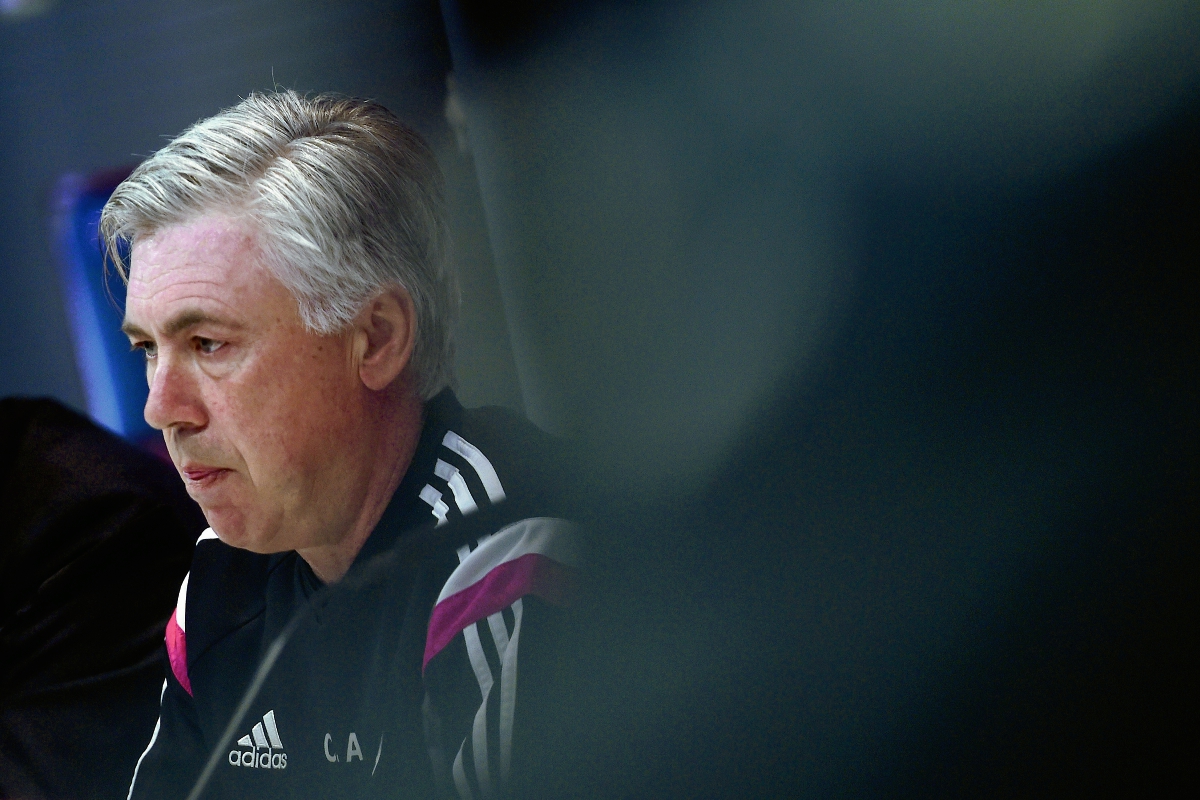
[143,355,207,433]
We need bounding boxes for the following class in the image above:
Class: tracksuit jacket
[126,390,580,800]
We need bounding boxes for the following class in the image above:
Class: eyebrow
[121,309,240,340]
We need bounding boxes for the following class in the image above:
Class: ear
[354,287,416,392]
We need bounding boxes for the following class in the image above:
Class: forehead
[125,214,293,327]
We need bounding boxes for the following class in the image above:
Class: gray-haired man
[105,91,579,800]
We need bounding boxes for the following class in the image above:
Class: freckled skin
[124,213,420,582]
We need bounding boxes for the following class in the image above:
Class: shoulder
[414,402,584,665]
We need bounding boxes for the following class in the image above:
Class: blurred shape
[444,73,471,154]
[440,1,1200,797]
[677,0,1200,184]
[0,397,204,800]
[526,93,1200,800]
[444,0,1200,496]
[444,1,853,496]
[53,168,160,451]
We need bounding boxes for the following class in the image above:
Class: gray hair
[100,90,457,400]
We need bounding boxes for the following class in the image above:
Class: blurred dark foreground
[518,97,1200,799]
[435,3,1200,796]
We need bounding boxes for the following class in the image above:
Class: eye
[195,337,224,355]
[132,340,158,360]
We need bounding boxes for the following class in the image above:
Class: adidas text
[228,750,287,769]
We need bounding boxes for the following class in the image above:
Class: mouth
[181,465,231,488]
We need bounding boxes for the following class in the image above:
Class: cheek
[237,351,361,470]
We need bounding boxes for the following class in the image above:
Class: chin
[205,510,279,554]
[208,524,250,551]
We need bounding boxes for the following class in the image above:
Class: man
[101,91,579,799]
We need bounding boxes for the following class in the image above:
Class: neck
[297,385,425,584]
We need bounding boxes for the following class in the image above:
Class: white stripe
[442,431,506,503]
[453,746,474,800]
[499,598,523,781]
[471,683,493,798]
[436,518,580,603]
[251,722,269,749]
[462,622,494,700]
[175,573,190,633]
[462,622,495,796]
[263,710,283,749]
[196,528,218,544]
[464,545,508,658]
[486,612,510,659]
[436,459,480,516]
[372,734,383,776]
[419,484,450,527]
[127,680,167,800]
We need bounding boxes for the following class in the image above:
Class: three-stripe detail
[434,518,580,800]
[420,431,509,799]
[451,564,523,800]
[237,709,284,750]
[419,431,506,528]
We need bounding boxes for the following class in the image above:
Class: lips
[181,465,231,487]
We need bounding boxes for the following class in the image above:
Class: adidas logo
[228,709,288,769]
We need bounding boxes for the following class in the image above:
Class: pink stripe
[423,553,573,671]
[165,609,192,696]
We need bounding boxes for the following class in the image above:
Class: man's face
[124,213,372,553]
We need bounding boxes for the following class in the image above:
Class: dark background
[3,1,1198,797]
